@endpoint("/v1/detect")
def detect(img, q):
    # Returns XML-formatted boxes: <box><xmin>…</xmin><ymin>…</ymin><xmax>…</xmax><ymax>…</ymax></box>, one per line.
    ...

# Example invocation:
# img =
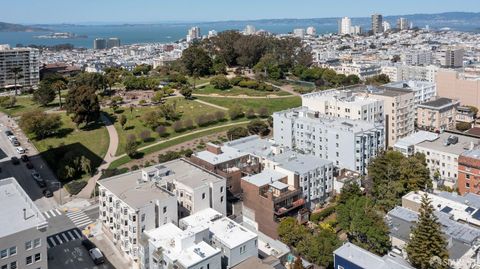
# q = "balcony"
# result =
<box><xmin>274</xmin><ymin>198</ymin><xmax>305</xmax><ymax>216</ymax></box>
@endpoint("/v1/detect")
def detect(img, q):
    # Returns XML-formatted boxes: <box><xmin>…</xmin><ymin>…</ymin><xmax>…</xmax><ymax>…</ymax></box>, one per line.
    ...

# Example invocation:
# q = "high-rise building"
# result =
<box><xmin>382</xmin><ymin>20</ymin><xmax>391</xmax><ymax>32</ymax></box>
<box><xmin>397</xmin><ymin>17</ymin><xmax>410</xmax><ymax>30</ymax></box>
<box><xmin>106</xmin><ymin>37</ymin><xmax>121</xmax><ymax>48</ymax></box>
<box><xmin>371</xmin><ymin>13</ymin><xmax>383</xmax><ymax>34</ymax></box>
<box><xmin>244</xmin><ymin>25</ymin><xmax>256</xmax><ymax>35</ymax></box>
<box><xmin>207</xmin><ymin>30</ymin><xmax>217</xmax><ymax>38</ymax></box>
<box><xmin>445</xmin><ymin>48</ymin><xmax>464</xmax><ymax>68</ymax></box>
<box><xmin>93</xmin><ymin>38</ymin><xmax>107</xmax><ymax>50</ymax></box>
<box><xmin>293</xmin><ymin>28</ymin><xmax>306</xmax><ymax>38</ymax></box>
<box><xmin>186</xmin><ymin>26</ymin><xmax>201</xmax><ymax>42</ymax></box>
<box><xmin>0</xmin><ymin>45</ymin><xmax>39</xmax><ymax>89</ymax></box>
<box><xmin>306</xmin><ymin>26</ymin><xmax>316</xmax><ymax>36</ymax></box>
<box><xmin>338</xmin><ymin>17</ymin><xmax>352</xmax><ymax>35</ymax></box>
<box><xmin>0</xmin><ymin>177</ymin><xmax>48</xmax><ymax>269</ymax></box>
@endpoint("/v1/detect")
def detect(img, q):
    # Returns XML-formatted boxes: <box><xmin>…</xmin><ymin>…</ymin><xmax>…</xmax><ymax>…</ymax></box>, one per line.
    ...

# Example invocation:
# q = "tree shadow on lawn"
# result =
<box><xmin>41</xmin><ymin>142</ymin><xmax>104</xmax><ymax>183</ymax></box>
<box><xmin>52</xmin><ymin>128</ymin><xmax>74</xmax><ymax>139</ymax></box>
<box><xmin>124</xmin><ymin>126</ymin><xmax>135</xmax><ymax>130</ymax></box>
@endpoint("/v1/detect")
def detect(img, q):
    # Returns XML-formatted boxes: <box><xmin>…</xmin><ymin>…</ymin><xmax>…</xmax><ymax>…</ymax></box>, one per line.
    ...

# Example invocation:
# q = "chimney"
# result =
<box><xmin>206</xmin><ymin>143</ymin><xmax>222</xmax><ymax>155</ymax></box>
<box><xmin>23</xmin><ymin>208</ymin><xmax>26</xmax><ymax>220</ymax></box>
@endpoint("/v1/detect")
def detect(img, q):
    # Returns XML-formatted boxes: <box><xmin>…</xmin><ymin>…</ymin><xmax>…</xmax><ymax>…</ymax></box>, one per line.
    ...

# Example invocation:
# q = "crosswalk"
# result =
<box><xmin>47</xmin><ymin>228</ymin><xmax>83</xmax><ymax>249</ymax></box>
<box><xmin>42</xmin><ymin>208</ymin><xmax>63</xmax><ymax>219</ymax></box>
<box><xmin>66</xmin><ymin>210</ymin><xmax>93</xmax><ymax>228</ymax></box>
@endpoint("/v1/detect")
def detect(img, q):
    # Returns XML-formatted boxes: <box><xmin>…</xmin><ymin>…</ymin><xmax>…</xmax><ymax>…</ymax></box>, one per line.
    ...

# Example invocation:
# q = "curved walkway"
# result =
<box><xmin>76</xmin><ymin>112</ymin><xmax>119</xmax><ymax>199</ymax></box>
<box><xmin>194</xmin><ymin>99</ymin><xmax>228</xmax><ymax>110</ymax></box>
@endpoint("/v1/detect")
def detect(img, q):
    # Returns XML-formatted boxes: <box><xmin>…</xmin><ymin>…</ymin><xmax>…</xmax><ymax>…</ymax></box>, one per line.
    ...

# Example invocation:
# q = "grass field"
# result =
<box><xmin>195</xmin><ymin>85</ymin><xmax>291</xmax><ymax>97</ymax></box>
<box><xmin>108</xmin><ymin>97</ymin><xmax>233</xmax><ymax>156</ymax></box>
<box><xmin>196</xmin><ymin>96</ymin><xmax>302</xmax><ymax>114</ymax></box>
<box><xmin>188</xmin><ymin>77</ymin><xmax>212</xmax><ymax>86</ymax></box>
<box><xmin>0</xmin><ymin>95</ymin><xmax>62</xmax><ymax>117</ymax></box>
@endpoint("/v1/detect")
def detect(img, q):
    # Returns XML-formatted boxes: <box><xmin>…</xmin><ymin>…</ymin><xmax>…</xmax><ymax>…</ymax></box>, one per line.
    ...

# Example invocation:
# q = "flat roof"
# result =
<box><xmin>224</xmin><ymin>135</ymin><xmax>276</xmax><ymax>159</ymax></box>
<box><xmin>460</xmin><ymin>148</ymin><xmax>480</xmax><ymax>160</ymax></box>
<box><xmin>193</xmin><ymin>145</ymin><xmax>249</xmax><ymax>165</ymax></box>
<box><xmin>98</xmin><ymin>159</ymin><xmax>223</xmax><ymax>209</ymax></box>
<box><xmin>270</xmin><ymin>151</ymin><xmax>332</xmax><ymax>174</ymax></box>
<box><xmin>242</xmin><ymin>169</ymin><xmax>286</xmax><ymax>187</ymax></box>
<box><xmin>415</xmin><ymin>132</ymin><xmax>480</xmax><ymax>156</ymax></box>
<box><xmin>0</xmin><ymin>177</ymin><xmax>47</xmax><ymax>237</ymax></box>
<box><xmin>394</xmin><ymin>131</ymin><xmax>439</xmax><ymax>148</ymax></box>
<box><xmin>418</xmin><ymin>97</ymin><xmax>458</xmax><ymax>110</ymax></box>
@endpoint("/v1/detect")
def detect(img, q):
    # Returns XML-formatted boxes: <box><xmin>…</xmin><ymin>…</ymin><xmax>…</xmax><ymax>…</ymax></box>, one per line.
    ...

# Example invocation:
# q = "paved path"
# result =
<box><xmin>194</xmin><ymin>99</ymin><xmax>229</xmax><ymax>110</ymax></box>
<box><xmin>76</xmin><ymin>113</ymin><xmax>119</xmax><ymax>199</ymax></box>
<box><xmin>264</xmin><ymin>82</ymin><xmax>300</xmax><ymax>96</ymax></box>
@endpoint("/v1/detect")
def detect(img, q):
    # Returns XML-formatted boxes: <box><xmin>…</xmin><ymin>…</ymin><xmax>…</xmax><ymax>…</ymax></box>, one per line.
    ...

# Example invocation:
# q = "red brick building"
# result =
<box><xmin>458</xmin><ymin>149</ymin><xmax>480</xmax><ymax>195</ymax></box>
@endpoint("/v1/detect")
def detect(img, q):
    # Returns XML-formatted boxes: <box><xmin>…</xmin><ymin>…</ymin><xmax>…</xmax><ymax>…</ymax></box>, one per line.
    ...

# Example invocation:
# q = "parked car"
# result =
<box><xmin>88</xmin><ymin>248</ymin><xmax>105</xmax><ymax>265</ymax></box>
<box><xmin>10</xmin><ymin>157</ymin><xmax>20</xmax><ymax>165</ymax></box>
<box><xmin>31</xmin><ymin>171</ymin><xmax>46</xmax><ymax>187</ymax></box>
<box><xmin>21</xmin><ymin>155</ymin><xmax>29</xmax><ymax>162</ymax></box>
<box><xmin>7</xmin><ymin>135</ymin><xmax>16</xmax><ymax>142</ymax></box>
<box><xmin>43</xmin><ymin>189</ymin><xmax>53</xmax><ymax>198</ymax></box>
<box><xmin>16</xmin><ymin>147</ymin><xmax>25</xmax><ymax>154</ymax></box>
<box><xmin>82</xmin><ymin>238</ymin><xmax>96</xmax><ymax>251</ymax></box>
<box><xmin>4</xmin><ymin>130</ymin><xmax>13</xmax><ymax>136</ymax></box>
<box><xmin>25</xmin><ymin>161</ymin><xmax>34</xmax><ymax>169</ymax></box>
<box><xmin>11</xmin><ymin>140</ymin><xmax>20</xmax><ymax>146</ymax></box>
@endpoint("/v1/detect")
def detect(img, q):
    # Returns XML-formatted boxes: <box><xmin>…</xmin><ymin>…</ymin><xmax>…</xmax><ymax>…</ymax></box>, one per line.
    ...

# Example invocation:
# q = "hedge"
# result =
<box><xmin>310</xmin><ymin>206</ymin><xmax>336</xmax><ymax>222</ymax></box>
<box><xmin>64</xmin><ymin>179</ymin><xmax>88</xmax><ymax>195</ymax></box>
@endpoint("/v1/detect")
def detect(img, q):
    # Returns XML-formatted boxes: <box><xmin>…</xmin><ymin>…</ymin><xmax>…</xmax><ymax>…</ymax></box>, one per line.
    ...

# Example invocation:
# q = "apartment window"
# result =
<box><xmin>10</xmin><ymin>262</ymin><xmax>17</xmax><ymax>269</ymax></box>
<box><xmin>163</xmin><ymin>206</ymin><xmax>167</xmax><ymax>213</ymax></box>
<box><xmin>0</xmin><ymin>249</ymin><xmax>7</xmax><ymax>259</ymax></box>
<box><xmin>467</xmin><ymin>174</ymin><xmax>470</xmax><ymax>179</ymax></box>
<box><xmin>220</xmin><ymin>186</ymin><xmax>224</xmax><ymax>193</ymax></box>
<box><xmin>221</xmin><ymin>196</ymin><xmax>224</xmax><ymax>202</ymax></box>
<box><xmin>1</xmin><ymin>264</ymin><xmax>6</xmax><ymax>269</ymax></box>
<box><xmin>26</xmin><ymin>256</ymin><xmax>32</xmax><ymax>265</ymax></box>
<box><xmin>33</xmin><ymin>239</ymin><xmax>40</xmax><ymax>248</ymax></box>
<box><xmin>34</xmin><ymin>253</ymin><xmax>41</xmax><ymax>262</ymax></box>
<box><xmin>240</xmin><ymin>245</ymin><xmax>246</xmax><ymax>254</ymax></box>
<box><xmin>466</xmin><ymin>182</ymin><xmax>470</xmax><ymax>188</ymax></box>
<box><xmin>9</xmin><ymin>247</ymin><xmax>16</xmax><ymax>256</ymax></box>
<box><xmin>25</xmin><ymin>241</ymin><xmax>32</xmax><ymax>250</ymax></box>
<box><xmin>202</xmin><ymin>193</ymin><xmax>206</xmax><ymax>199</ymax></box>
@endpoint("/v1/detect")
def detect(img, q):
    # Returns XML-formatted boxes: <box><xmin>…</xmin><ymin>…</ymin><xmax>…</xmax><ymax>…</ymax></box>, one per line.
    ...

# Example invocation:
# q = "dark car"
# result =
<box><xmin>10</xmin><ymin>157</ymin><xmax>20</xmax><ymax>165</ymax></box>
<box><xmin>21</xmin><ymin>155</ymin><xmax>29</xmax><ymax>162</ymax></box>
<box><xmin>11</xmin><ymin>140</ymin><xmax>20</xmax><ymax>146</ymax></box>
<box><xmin>43</xmin><ymin>189</ymin><xmax>53</xmax><ymax>198</ymax></box>
<box><xmin>26</xmin><ymin>161</ymin><xmax>34</xmax><ymax>169</ymax></box>
<box><xmin>4</xmin><ymin>130</ymin><xmax>13</xmax><ymax>136</ymax></box>
<box><xmin>82</xmin><ymin>238</ymin><xmax>97</xmax><ymax>251</ymax></box>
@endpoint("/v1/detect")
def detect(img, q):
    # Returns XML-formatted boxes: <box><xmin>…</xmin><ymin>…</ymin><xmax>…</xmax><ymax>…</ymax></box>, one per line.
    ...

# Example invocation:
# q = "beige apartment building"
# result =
<box><xmin>436</xmin><ymin>69</ymin><xmax>480</xmax><ymax>110</ymax></box>
<box><xmin>416</xmin><ymin>97</ymin><xmax>459</xmax><ymax>132</ymax></box>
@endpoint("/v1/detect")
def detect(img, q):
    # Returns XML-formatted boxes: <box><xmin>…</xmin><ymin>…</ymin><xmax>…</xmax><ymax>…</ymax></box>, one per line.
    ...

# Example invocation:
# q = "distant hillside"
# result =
<box><xmin>0</xmin><ymin>22</ymin><xmax>49</xmax><ymax>32</ymax></box>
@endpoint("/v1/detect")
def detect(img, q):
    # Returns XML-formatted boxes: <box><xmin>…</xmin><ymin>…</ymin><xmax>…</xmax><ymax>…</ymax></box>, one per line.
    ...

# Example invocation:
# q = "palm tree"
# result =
<box><xmin>10</xmin><ymin>67</ymin><xmax>23</xmax><ymax>96</ymax></box>
<box><xmin>51</xmin><ymin>80</ymin><xmax>67</xmax><ymax>108</ymax></box>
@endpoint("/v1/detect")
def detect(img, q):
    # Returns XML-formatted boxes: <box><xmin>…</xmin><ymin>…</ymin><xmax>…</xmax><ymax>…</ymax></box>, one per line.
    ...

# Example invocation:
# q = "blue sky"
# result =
<box><xmin>5</xmin><ymin>0</ymin><xmax>480</xmax><ymax>24</ymax></box>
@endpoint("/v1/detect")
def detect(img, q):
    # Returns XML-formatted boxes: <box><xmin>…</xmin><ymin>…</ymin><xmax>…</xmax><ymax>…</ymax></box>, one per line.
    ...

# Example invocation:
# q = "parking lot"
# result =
<box><xmin>0</xmin><ymin>118</ymin><xmax>60</xmax><ymax>211</ymax></box>
<box><xmin>47</xmin><ymin>239</ymin><xmax>115</xmax><ymax>269</ymax></box>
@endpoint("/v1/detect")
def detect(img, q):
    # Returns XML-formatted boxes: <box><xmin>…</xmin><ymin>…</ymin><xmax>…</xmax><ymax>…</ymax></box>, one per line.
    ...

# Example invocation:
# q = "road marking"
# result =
<box><xmin>61</xmin><ymin>233</ymin><xmax>69</xmax><ymax>242</ymax></box>
<box><xmin>67</xmin><ymin>231</ymin><xmax>75</xmax><ymax>240</ymax></box>
<box><xmin>55</xmin><ymin>209</ymin><xmax>62</xmax><ymax>215</ymax></box>
<box><xmin>73</xmin><ymin>229</ymin><xmax>82</xmax><ymax>238</ymax></box>
<box><xmin>49</xmin><ymin>209</ymin><xmax>56</xmax><ymax>217</ymax></box>
<box><xmin>67</xmin><ymin>210</ymin><xmax>93</xmax><ymax>228</ymax></box>
<box><xmin>48</xmin><ymin>237</ymin><xmax>57</xmax><ymax>248</ymax></box>
<box><xmin>43</xmin><ymin>211</ymin><xmax>50</xmax><ymax>219</ymax></box>
<box><xmin>55</xmin><ymin>235</ymin><xmax>63</xmax><ymax>244</ymax></box>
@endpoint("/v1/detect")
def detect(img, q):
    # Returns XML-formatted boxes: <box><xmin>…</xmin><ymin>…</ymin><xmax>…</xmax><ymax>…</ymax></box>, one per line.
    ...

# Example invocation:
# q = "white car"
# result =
<box><xmin>15</xmin><ymin>147</ymin><xmax>25</xmax><ymax>154</ymax></box>
<box><xmin>88</xmin><ymin>248</ymin><xmax>105</xmax><ymax>265</ymax></box>
<box><xmin>7</xmin><ymin>135</ymin><xmax>17</xmax><ymax>142</ymax></box>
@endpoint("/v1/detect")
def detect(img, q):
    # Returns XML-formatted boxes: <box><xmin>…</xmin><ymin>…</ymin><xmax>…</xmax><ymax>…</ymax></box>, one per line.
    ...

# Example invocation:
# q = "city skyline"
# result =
<box><xmin>4</xmin><ymin>0</ymin><xmax>480</xmax><ymax>24</ymax></box>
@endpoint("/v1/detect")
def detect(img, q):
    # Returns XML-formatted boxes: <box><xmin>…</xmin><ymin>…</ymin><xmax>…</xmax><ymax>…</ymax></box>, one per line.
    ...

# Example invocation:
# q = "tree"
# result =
<box><xmin>65</xmin><ymin>85</ymin><xmax>100</xmax><ymax>127</ymax></box>
<box><xmin>141</xmin><ymin>110</ymin><xmax>163</xmax><ymax>129</ymax></box>
<box><xmin>365</xmin><ymin>74</ymin><xmax>391</xmax><ymax>86</ymax></box>
<box><xmin>139</xmin><ymin>130</ymin><xmax>151</xmax><ymax>142</ymax></box>
<box><xmin>226</xmin><ymin>127</ymin><xmax>249</xmax><ymax>140</ymax></box>
<box><xmin>257</xmin><ymin>107</ymin><xmax>269</xmax><ymax>118</ymax></box>
<box><xmin>456</xmin><ymin>122</ymin><xmax>471</xmax><ymax>131</ymax></box>
<box><xmin>125</xmin><ymin>134</ymin><xmax>138</xmax><ymax>157</ymax></box>
<box><xmin>179</xmin><ymin>86</ymin><xmax>193</xmax><ymax>99</ymax></box>
<box><xmin>0</xmin><ymin>96</ymin><xmax>16</xmax><ymax>108</ymax></box>
<box><xmin>406</xmin><ymin>194</ymin><xmax>449</xmax><ymax>269</ymax></box>
<box><xmin>10</xmin><ymin>67</ymin><xmax>23</xmax><ymax>96</ymax></box>
<box><xmin>210</xmin><ymin>75</ymin><xmax>231</xmax><ymax>90</ymax></box>
<box><xmin>19</xmin><ymin>110</ymin><xmax>62</xmax><ymax>139</ymax></box>
<box><xmin>119</xmin><ymin>114</ymin><xmax>127</xmax><ymax>129</ymax></box>
<box><xmin>467</xmin><ymin>106</ymin><xmax>478</xmax><ymax>118</ymax></box>
<box><xmin>156</xmin><ymin>125</ymin><xmax>168</xmax><ymax>137</ymax></box>
<box><xmin>337</xmin><ymin>196</ymin><xmax>392</xmax><ymax>255</ymax></box>
<box><xmin>277</xmin><ymin>217</ymin><xmax>309</xmax><ymax>247</ymax></box>
<box><xmin>132</xmin><ymin>64</ymin><xmax>152</xmax><ymax>76</ymax></box>
<box><xmin>247</xmin><ymin>120</ymin><xmax>270</xmax><ymax>136</ymax></box>
<box><xmin>338</xmin><ymin>182</ymin><xmax>363</xmax><ymax>204</ymax></box>
<box><xmin>293</xmin><ymin>257</ymin><xmax>303</xmax><ymax>269</ymax></box>
<box><xmin>229</xmin><ymin>105</ymin><xmax>244</xmax><ymax>120</ymax></box>
<box><xmin>51</xmin><ymin>80</ymin><xmax>67</xmax><ymax>108</ymax></box>
<box><xmin>296</xmin><ymin>227</ymin><xmax>340</xmax><ymax>268</ymax></box>
<box><xmin>33</xmin><ymin>81</ymin><xmax>56</xmax><ymax>106</ymax></box>
<box><xmin>152</xmin><ymin>91</ymin><xmax>165</xmax><ymax>103</ymax></box>
<box><xmin>180</xmin><ymin>45</ymin><xmax>213</xmax><ymax>89</ymax></box>
<box><xmin>400</xmin><ymin>153</ymin><xmax>432</xmax><ymax>191</ymax></box>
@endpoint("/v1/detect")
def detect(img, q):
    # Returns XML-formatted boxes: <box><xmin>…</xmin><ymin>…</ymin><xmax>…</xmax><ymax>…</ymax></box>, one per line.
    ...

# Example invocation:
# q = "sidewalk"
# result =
<box><xmin>76</xmin><ymin>113</ymin><xmax>119</xmax><ymax>199</ymax></box>
<box><xmin>90</xmin><ymin>221</ymin><xmax>134</xmax><ymax>269</ymax></box>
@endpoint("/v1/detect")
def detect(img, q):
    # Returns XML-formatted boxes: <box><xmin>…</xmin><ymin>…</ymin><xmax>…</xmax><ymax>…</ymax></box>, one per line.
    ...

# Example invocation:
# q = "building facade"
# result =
<box><xmin>371</xmin><ymin>14</ymin><xmax>383</xmax><ymax>34</ymax></box>
<box><xmin>436</xmin><ymin>69</ymin><xmax>480</xmax><ymax>109</ymax></box>
<box><xmin>0</xmin><ymin>177</ymin><xmax>48</xmax><ymax>269</ymax></box>
<box><xmin>383</xmin><ymin>80</ymin><xmax>436</xmax><ymax>106</ymax></box>
<box><xmin>416</xmin><ymin>98</ymin><xmax>459</xmax><ymax>132</ymax></box>
<box><xmin>458</xmin><ymin>149</ymin><xmax>480</xmax><ymax>195</ymax></box>
<box><xmin>0</xmin><ymin>45</ymin><xmax>39</xmax><ymax>89</ymax></box>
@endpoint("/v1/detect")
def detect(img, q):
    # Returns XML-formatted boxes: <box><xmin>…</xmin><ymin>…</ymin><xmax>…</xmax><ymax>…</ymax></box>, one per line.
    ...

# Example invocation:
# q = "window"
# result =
<box><xmin>0</xmin><ymin>249</ymin><xmax>7</xmax><ymax>259</ymax></box>
<box><xmin>25</xmin><ymin>241</ymin><xmax>32</xmax><ymax>250</ymax></box>
<box><xmin>240</xmin><ymin>245</ymin><xmax>246</xmax><ymax>254</ymax></box>
<box><xmin>1</xmin><ymin>264</ymin><xmax>6</xmax><ymax>269</ymax></box>
<box><xmin>33</xmin><ymin>239</ymin><xmax>41</xmax><ymax>248</ymax></box>
<box><xmin>220</xmin><ymin>186</ymin><xmax>223</xmax><ymax>193</ymax></box>
<box><xmin>163</xmin><ymin>206</ymin><xmax>167</xmax><ymax>213</ymax></box>
<box><xmin>34</xmin><ymin>253</ymin><xmax>41</xmax><ymax>262</ymax></box>
<box><xmin>9</xmin><ymin>247</ymin><xmax>16</xmax><ymax>256</ymax></box>
<box><xmin>10</xmin><ymin>263</ymin><xmax>17</xmax><ymax>269</ymax></box>
<box><xmin>220</xmin><ymin>196</ymin><xmax>224</xmax><ymax>202</ymax></box>
<box><xmin>202</xmin><ymin>193</ymin><xmax>206</xmax><ymax>199</ymax></box>
<box><xmin>26</xmin><ymin>256</ymin><xmax>32</xmax><ymax>265</ymax></box>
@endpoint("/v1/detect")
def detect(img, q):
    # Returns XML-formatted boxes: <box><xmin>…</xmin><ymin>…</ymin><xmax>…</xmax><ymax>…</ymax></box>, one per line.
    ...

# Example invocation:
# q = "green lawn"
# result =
<box><xmin>109</xmin><ymin>97</ymin><xmax>232</xmax><ymax>156</ymax></box>
<box><xmin>195</xmin><ymin>85</ymin><xmax>291</xmax><ymax>97</ymax></box>
<box><xmin>0</xmin><ymin>95</ymin><xmax>62</xmax><ymax>117</ymax></box>
<box><xmin>189</xmin><ymin>77</ymin><xmax>212</xmax><ymax>86</ymax></box>
<box><xmin>109</xmin><ymin>122</ymin><xmax>249</xmax><ymax>169</ymax></box>
<box><xmin>196</xmin><ymin>96</ymin><xmax>302</xmax><ymax>114</ymax></box>
<box><xmin>32</xmin><ymin>113</ymin><xmax>110</xmax><ymax>181</ymax></box>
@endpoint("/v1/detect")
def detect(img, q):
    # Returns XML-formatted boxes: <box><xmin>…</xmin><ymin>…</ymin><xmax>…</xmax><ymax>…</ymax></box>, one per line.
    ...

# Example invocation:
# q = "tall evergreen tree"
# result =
<box><xmin>406</xmin><ymin>194</ymin><xmax>449</xmax><ymax>269</ymax></box>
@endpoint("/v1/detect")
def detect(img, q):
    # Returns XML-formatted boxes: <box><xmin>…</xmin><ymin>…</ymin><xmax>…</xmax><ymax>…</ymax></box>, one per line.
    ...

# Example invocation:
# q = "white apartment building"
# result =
<box><xmin>334</xmin><ymin>62</ymin><xmax>381</xmax><ymax>80</ymax></box>
<box><xmin>180</xmin><ymin>208</ymin><xmax>258</xmax><ymax>268</ymax></box>
<box><xmin>402</xmin><ymin>50</ymin><xmax>434</xmax><ymax>66</ymax></box>
<box><xmin>306</xmin><ymin>26</ymin><xmax>316</xmax><ymax>36</ymax></box>
<box><xmin>293</xmin><ymin>28</ymin><xmax>306</xmax><ymax>39</ymax></box>
<box><xmin>397</xmin><ymin>65</ymin><xmax>439</xmax><ymax>82</ymax></box>
<box><xmin>414</xmin><ymin>132</ymin><xmax>480</xmax><ymax>187</ymax></box>
<box><xmin>244</xmin><ymin>25</ymin><xmax>256</xmax><ymax>35</ymax></box>
<box><xmin>98</xmin><ymin>168</ymin><xmax>178</xmax><ymax>261</ymax></box>
<box><xmin>384</xmin><ymin>80</ymin><xmax>437</xmax><ymax>106</ymax></box>
<box><xmin>302</xmin><ymin>89</ymin><xmax>384</xmax><ymax>123</ymax></box>
<box><xmin>339</xmin><ymin>17</ymin><xmax>352</xmax><ymax>35</ymax></box>
<box><xmin>140</xmin><ymin>223</ymin><xmax>221</xmax><ymax>269</ymax></box>
<box><xmin>273</xmin><ymin>107</ymin><xmax>385</xmax><ymax>174</ymax></box>
<box><xmin>0</xmin><ymin>45</ymin><xmax>40</xmax><ymax>89</ymax></box>
<box><xmin>0</xmin><ymin>177</ymin><xmax>48</xmax><ymax>269</ymax></box>
<box><xmin>186</xmin><ymin>27</ymin><xmax>201</xmax><ymax>42</ymax></box>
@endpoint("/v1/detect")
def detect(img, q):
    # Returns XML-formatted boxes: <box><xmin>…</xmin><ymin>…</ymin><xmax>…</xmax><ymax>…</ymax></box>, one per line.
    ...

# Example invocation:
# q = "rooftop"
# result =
<box><xmin>0</xmin><ymin>177</ymin><xmax>47</xmax><ymax>237</ymax></box>
<box><xmin>192</xmin><ymin>144</ymin><xmax>249</xmax><ymax>165</ymax></box>
<box><xmin>242</xmin><ymin>169</ymin><xmax>287</xmax><ymax>187</ymax></box>
<box><xmin>98</xmin><ymin>159</ymin><xmax>223</xmax><ymax>208</ymax></box>
<box><xmin>415</xmin><ymin>132</ymin><xmax>480</xmax><ymax>155</ymax></box>
<box><xmin>302</xmin><ymin>88</ymin><xmax>381</xmax><ymax>106</ymax></box>
<box><xmin>224</xmin><ymin>135</ymin><xmax>277</xmax><ymax>159</ymax></box>
<box><xmin>334</xmin><ymin>242</ymin><xmax>413</xmax><ymax>269</ymax></box>
<box><xmin>418</xmin><ymin>97</ymin><xmax>459</xmax><ymax>110</ymax></box>
<box><xmin>394</xmin><ymin>131</ymin><xmax>439</xmax><ymax>148</ymax></box>
<box><xmin>460</xmin><ymin>148</ymin><xmax>480</xmax><ymax>160</ymax></box>
<box><xmin>268</xmin><ymin>151</ymin><xmax>332</xmax><ymax>174</ymax></box>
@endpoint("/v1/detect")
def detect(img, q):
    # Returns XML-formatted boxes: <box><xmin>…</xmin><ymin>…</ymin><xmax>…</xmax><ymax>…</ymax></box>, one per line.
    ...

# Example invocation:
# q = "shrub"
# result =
<box><xmin>239</xmin><ymin>80</ymin><xmax>259</xmax><ymax>89</ymax></box>
<box><xmin>156</xmin><ymin>125</ymin><xmax>168</xmax><ymax>137</ymax></box>
<box><xmin>247</xmin><ymin>120</ymin><xmax>270</xmax><ymax>136</ymax></box>
<box><xmin>210</xmin><ymin>75</ymin><xmax>231</xmax><ymax>90</ymax></box>
<box><xmin>183</xmin><ymin>149</ymin><xmax>194</xmax><ymax>158</ymax></box>
<box><xmin>229</xmin><ymin>105</ymin><xmax>244</xmax><ymax>120</ymax></box>
<box><xmin>173</xmin><ymin>121</ymin><xmax>184</xmax><ymax>132</ymax></box>
<box><xmin>456</xmin><ymin>122</ymin><xmax>471</xmax><ymax>131</ymax></box>
<box><xmin>64</xmin><ymin>180</ymin><xmax>87</xmax><ymax>195</ymax></box>
<box><xmin>183</xmin><ymin>119</ymin><xmax>195</xmax><ymax>130</ymax></box>
<box><xmin>214</xmin><ymin>111</ymin><xmax>226</xmax><ymax>122</ymax></box>
<box><xmin>226</xmin><ymin>127</ymin><xmax>249</xmax><ymax>140</ymax></box>
<box><xmin>229</xmin><ymin>76</ymin><xmax>244</xmax><ymax>86</ymax></box>
<box><xmin>125</xmin><ymin>134</ymin><xmax>138</xmax><ymax>157</ymax></box>
<box><xmin>139</xmin><ymin>130</ymin><xmax>151</xmax><ymax>142</ymax></box>
<box><xmin>257</xmin><ymin>107</ymin><xmax>269</xmax><ymax>118</ymax></box>
<box><xmin>246</xmin><ymin>108</ymin><xmax>256</xmax><ymax>119</ymax></box>
<box><xmin>310</xmin><ymin>206</ymin><xmax>336</xmax><ymax>222</ymax></box>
